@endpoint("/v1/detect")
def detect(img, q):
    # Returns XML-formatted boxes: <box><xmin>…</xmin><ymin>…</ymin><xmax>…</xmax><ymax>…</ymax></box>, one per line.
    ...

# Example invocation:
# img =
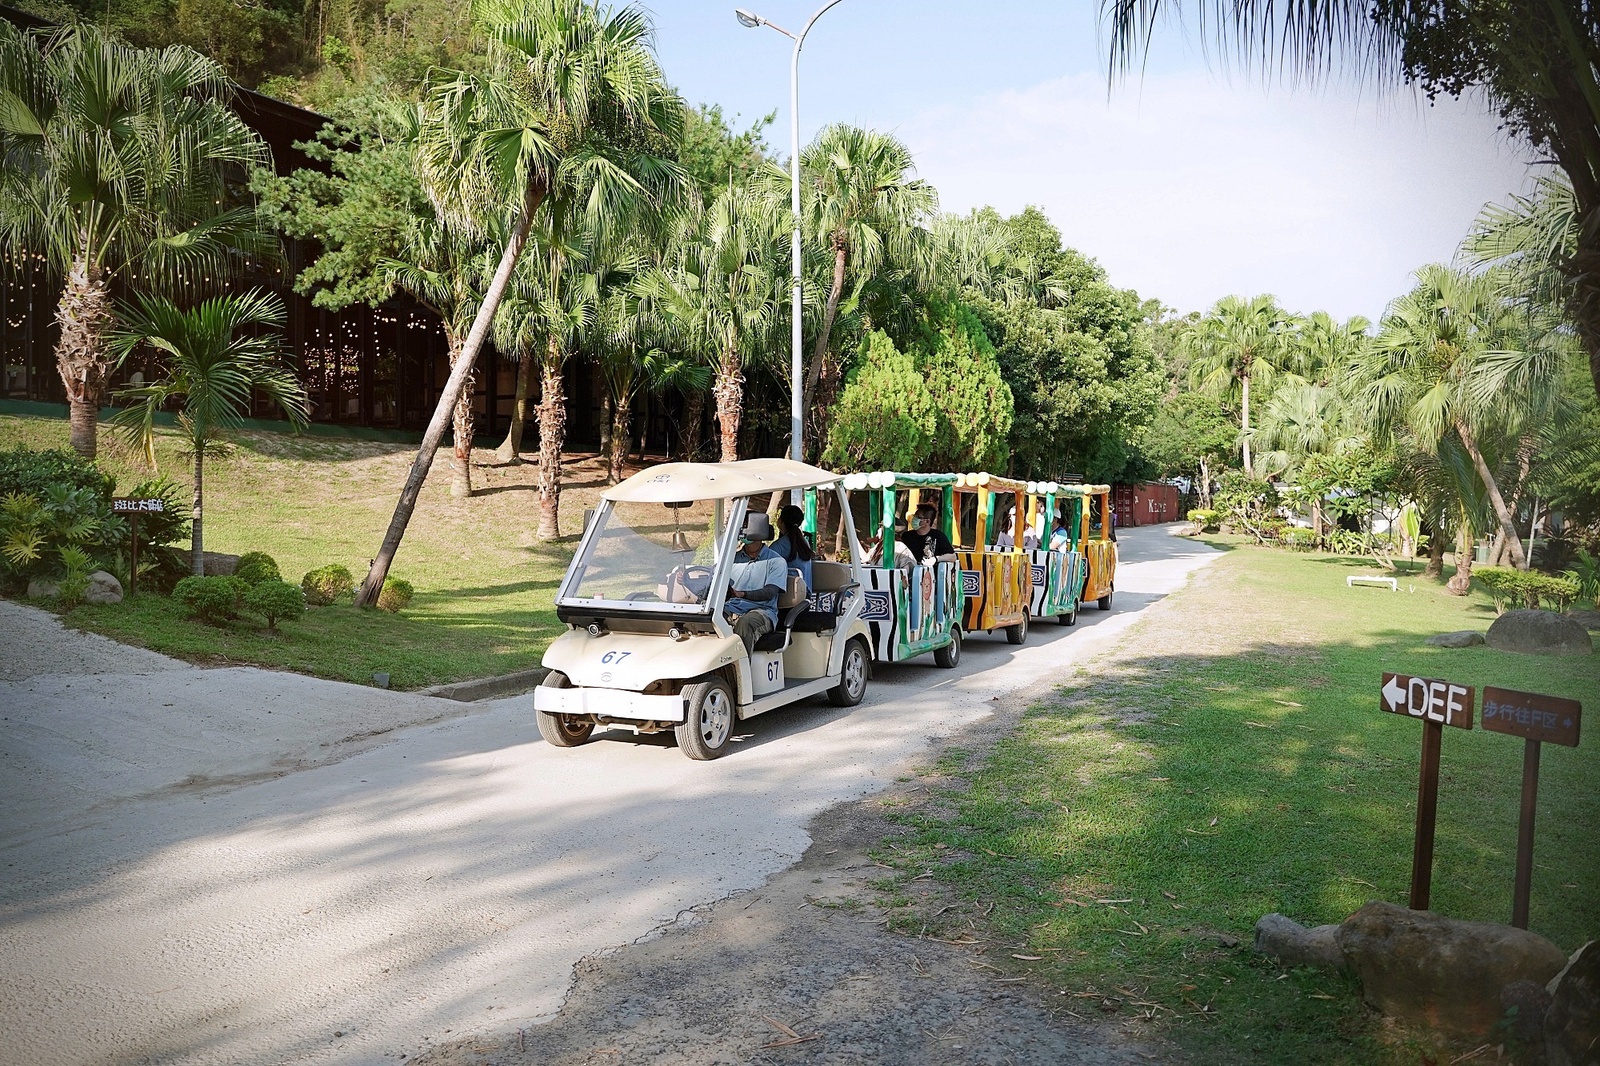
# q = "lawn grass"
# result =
<box><xmin>0</xmin><ymin>413</ymin><xmax>639</xmax><ymax>688</ymax></box>
<box><xmin>877</xmin><ymin>541</ymin><xmax>1598</xmax><ymax>1065</ymax></box>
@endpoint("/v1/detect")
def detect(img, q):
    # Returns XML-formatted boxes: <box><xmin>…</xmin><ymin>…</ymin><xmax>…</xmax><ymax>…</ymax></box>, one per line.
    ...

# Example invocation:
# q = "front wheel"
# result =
<box><xmin>676</xmin><ymin>677</ymin><xmax>735</xmax><ymax>760</ymax></box>
<box><xmin>1006</xmin><ymin>612</ymin><xmax>1029</xmax><ymax>645</ymax></box>
<box><xmin>828</xmin><ymin>638</ymin><xmax>869</xmax><ymax>707</ymax></box>
<box><xmin>934</xmin><ymin>627</ymin><xmax>962</xmax><ymax>669</ymax></box>
<box><xmin>1098</xmin><ymin>583</ymin><xmax>1114</xmax><ymax>611</ymax></box>
<box><xmin>535</xmin><ymin>673</ymin><xmax>593</xmax><ymax>747</ymax></box>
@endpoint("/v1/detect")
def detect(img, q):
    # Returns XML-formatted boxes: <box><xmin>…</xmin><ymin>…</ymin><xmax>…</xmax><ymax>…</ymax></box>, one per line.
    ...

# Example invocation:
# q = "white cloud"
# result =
<box><xmin>899</xmin><ymin>71</ymin><xmax>1536</xmax><ymax>321</ymax></box>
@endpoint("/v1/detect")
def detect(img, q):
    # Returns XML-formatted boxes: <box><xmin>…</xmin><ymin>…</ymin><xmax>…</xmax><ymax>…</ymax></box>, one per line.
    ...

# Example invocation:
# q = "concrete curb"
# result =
<box><xmin>418</xmin><ymin>667</ymin><xmax>547</xmax><ymax>702</ymax></box>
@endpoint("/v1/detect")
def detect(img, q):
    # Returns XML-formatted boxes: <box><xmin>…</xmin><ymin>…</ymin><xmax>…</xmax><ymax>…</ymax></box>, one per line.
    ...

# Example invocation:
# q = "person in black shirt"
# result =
<box><xmin>900</xmin><ymin>504</ymin><xmax>957</xmax><ymax>564</ymax></box>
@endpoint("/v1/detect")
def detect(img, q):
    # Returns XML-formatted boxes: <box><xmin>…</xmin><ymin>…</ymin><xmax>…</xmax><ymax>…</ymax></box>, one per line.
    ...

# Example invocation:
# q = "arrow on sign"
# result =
<box><xmin>1380</xmin><ymin>672</ymin><xmax>1476</xmax><ymax>730</ymax></box>
<box><xmin>1382</xmin><ymin>675</ymin><xmax>1407</xmax><ymax>713</ymax></box>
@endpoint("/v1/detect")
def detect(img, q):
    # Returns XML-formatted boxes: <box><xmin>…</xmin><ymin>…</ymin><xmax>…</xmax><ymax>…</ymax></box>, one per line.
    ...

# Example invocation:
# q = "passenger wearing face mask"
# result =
<box><xmin>899</xmin><ymin>504</ymin><xmax>957</xmax><ymax>565</ymax></box>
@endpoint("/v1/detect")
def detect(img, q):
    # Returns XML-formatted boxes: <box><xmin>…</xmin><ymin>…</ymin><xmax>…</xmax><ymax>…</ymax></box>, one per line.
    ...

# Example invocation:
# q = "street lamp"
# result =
<box><xmin>736</xmin><ymin>1</ymin><xmax>846</xmax><ymax>477</ymax></box>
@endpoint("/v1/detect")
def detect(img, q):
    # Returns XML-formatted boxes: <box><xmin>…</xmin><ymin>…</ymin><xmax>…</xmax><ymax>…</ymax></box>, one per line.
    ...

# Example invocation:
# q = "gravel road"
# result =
<box><xmin>0</xmin><ymin>526</ymin><xmax>1218</xmax><ymax>1066</ymax></box>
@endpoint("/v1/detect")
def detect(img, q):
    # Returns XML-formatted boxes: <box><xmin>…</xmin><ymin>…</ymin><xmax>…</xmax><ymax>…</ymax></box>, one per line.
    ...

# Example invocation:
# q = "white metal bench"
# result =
<box><xmin>1347</xmin><ymin>575</ymin><xmax>1398</xmax><ymax>591</ymax></box>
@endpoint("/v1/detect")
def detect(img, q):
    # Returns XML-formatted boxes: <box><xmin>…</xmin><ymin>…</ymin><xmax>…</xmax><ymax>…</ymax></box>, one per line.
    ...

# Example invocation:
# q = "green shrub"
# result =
<box><xmin>1474</xmin><ymin>566</ymin><xmax>1580</xmax><ymax>613</ymax></box>
<box><xmin>1278</xmin><ymin>527</ymin><xmax>1317</xmax><ymax>551</ymax></box>
<box><xmin>1566</xmin><ymin>549</ymin><xmax>1600</xmax><ymax>606</ymax></box>
<box><xmin>0</xmin><ymin>484</ymin><xmax>122</xmax><ymax>588</ymax></box>
<box><xmin>234</xmin><ymin>551</ymin><xmax>281</xmax><ymax>586</ymax></box>
<box><xmin>245</xmin><ymin>579</ymin><xmax>305</xmax><ymax>629</ymax></box>
<box><xmin>174</xmin><ymin>575</ymin><xmax>247</xmax><ymax>624</ymax></box>
<box><xmin>0</xmin><ymin>445</ymin><xmax>115</xmax><ymax>500</ymax></box>
<box><xmin>1186</xmin><ymin>508</ymin><xmax>1218</xmax><ymax>534</ymax></box>
<box><xmin>55</xmin><ymin>545</ymin><xmax>94</xmax><ymax>607</ymax></box>
<box><xmin>302</xmin><ymin>564</ymin><xmax>355</xmax><ymax>606</ymax></box>
<box><xmin>377</xmin><ymin>577</ymin><xmax>414</xmax><ymax>612</ymax></box>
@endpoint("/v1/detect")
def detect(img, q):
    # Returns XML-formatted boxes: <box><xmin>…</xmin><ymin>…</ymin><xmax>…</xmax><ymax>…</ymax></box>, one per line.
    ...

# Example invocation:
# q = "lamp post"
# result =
<box><xmin>735</xmin><ymin>2</ymin><xmax>845</xmax><ymax>475</ymax></box>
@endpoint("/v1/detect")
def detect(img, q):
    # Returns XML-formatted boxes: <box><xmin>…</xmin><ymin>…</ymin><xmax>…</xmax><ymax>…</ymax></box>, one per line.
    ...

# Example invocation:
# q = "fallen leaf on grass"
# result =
<box><xmin>1271</xmin><ymin>699</ymin><xmax>1303</xmax><ymax>707</ymax></box>
<box><xmin>1160</xmin><ymin>891</ymin><xmax>1178</xmax><ymax>900</ymax></box>
<box><xmin>1244</xmin><ymin>721</ymin><xmax>1273</xmax><ymax>729</ymax></box>
<box><xmin>1096</xmin><ymin>898</ymin><xmax>1133</xmax><ymax>904</ymax></box>
<box><xmin>1208</xmin><ymin>816</ymin><xmax>1219</xmax><ymax>827</ymax></box>
<box><xmin>763</xmin><ymin>1017</ymin><xmax>803</xmax><ymax>1040</ymax></box>
<box><xmin>1011</xmin><ymin>954</ymin><xmax>1044</xmax><ymax>961</ymax></box>
<box><xmin>1307</xmin><ymin>992</ymin><xmax>1335</xmax><ymax>1000</ymax></box>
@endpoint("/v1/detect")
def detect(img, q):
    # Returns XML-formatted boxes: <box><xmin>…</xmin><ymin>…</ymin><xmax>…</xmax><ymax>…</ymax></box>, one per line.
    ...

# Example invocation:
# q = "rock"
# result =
<box><xmin>1486</xmin><ymin>610</ymin><xmax>1594</xmax><ymax>657</ymax></box>
<box><xmin>1254</xmin><ymin>913</ymin><xmax>1346</xmax><ymax>971</ymax></box>
<box><xmin>1546</xmin><ymin>941</ymin><xmax>1600</xmax><ymax>1066</ymax></box>
<box><xmin>1501</xmin><ymin>979</ymin><xmax>1551</xmax><ymax>1045</ymax></box>
<box><xmin>84</xmin><ymin>571</ymin><xmax>123</xmax><ymax>605</ymax></box>
<box><xmin>1336</xmin><ymin>902</ymin><xmax>1569</xmax><ymax>1039</ymax></box>
<box><xmin>25</xmin><ymin>577</ymin><xmax>61</xmax><ymax>599</ymax></box>
<box><xmin>201</xmin><ymin>552</ymin><xmax>240</xmax><ymax>577</ymax></box>
<box><xmin>1567</xmin><ymin>608</ymin><xmax>1600</xmax><ymax>631</ymax></box>
<box><xmin>1426</xmin><ymin>630</ymin><xmax>1485</xmax><ymax>648</ymax></box>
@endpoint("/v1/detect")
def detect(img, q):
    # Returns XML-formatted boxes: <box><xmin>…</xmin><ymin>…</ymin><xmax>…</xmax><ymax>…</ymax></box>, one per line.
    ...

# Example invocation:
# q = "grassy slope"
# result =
<box><xmin>1</xmin><ymin>414</ymin><xmax>597</xmax><ymax>688</ymax></box>
<box><xmin>878</xmin><ymin>540</ymin><xmax>1598</xmax><ymax>1065</ymax></box>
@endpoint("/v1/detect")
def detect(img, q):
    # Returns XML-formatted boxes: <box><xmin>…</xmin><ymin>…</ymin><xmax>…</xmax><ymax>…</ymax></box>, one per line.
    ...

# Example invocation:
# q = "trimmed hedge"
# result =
<box><xmin>245</xmin><ymin>579</ymin><xmax>305</xmax><ymax>629</ymax></box>
<box><xmin>302</xmin><ymin>564</ymin><xmax>355</xmax><ymax>606</ymax></box>
<box><xmin>376</xmin><ymin>577</ymin><xmax>413</xmax><ymax>612</ymax></box>
<box><xmin>234</xmin><ymin>552</ymin><xmax>281</xmax><ymax>587</ymax></box>
<box><xmin>174</xmin><ymin>575</ymin><xmax>247</xmax><ymax>624</ymax></box>
<box><xmin>1474</xmin><ymin>566</ymin><xmax>1580</xmax><ymax>613</ymax></box>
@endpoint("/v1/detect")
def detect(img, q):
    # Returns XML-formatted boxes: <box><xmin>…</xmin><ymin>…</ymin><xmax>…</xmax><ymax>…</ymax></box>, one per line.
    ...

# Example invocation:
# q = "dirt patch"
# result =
<box><xmin>413</xmin><ymin>788</ymin><xmax>1168</xmax><ymax>1066</ymax></box>
<box><xmin>409</xmin><ymin>612</ymin><xmax>1204</xmax><ymax>1066</ymax></box>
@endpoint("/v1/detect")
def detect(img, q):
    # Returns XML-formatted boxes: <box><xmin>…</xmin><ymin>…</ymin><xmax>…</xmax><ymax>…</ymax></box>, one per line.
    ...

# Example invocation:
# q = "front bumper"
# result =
<box><xmin>534</xmin><ymin>685</ymin><xmax>686</xmax><ymax>723</ymax></box>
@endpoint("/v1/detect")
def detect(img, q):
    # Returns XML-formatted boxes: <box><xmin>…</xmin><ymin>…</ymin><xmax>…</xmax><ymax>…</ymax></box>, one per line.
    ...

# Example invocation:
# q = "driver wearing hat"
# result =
<box><xmin>725</xmin><ymin>511</ymin><xmax>787</xmax><ymax>653</ymax></box>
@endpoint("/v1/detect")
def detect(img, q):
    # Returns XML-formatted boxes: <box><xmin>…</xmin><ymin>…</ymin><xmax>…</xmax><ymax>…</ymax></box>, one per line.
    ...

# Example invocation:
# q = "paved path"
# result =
<box><xmin>0</xmin><ymin>526</ymin><xmax>1219</xmax><ymax>1066</ymax></box>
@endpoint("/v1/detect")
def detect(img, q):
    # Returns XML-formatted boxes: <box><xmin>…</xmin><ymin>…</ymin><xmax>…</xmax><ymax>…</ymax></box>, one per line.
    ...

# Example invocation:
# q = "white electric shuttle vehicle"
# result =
<box><xmin>534</xmin><ymin>458</ymin><xmax>872</xmax><ymax>760</ymax></box>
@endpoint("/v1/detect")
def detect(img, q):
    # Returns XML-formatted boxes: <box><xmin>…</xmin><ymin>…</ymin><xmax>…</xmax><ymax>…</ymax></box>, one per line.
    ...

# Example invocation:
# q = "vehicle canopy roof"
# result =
<box><xmin>840</xmin><ymin>471</ymin><xmax>963</xmax><ymax>490</ymax></box>
<box><xmin>602</xmin><ymin>458</ymin><xmax>840</xmax><ymax>504</ymax></box>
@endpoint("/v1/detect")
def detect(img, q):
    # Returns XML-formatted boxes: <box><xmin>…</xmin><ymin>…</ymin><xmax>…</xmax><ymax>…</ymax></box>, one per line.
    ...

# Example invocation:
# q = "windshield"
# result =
<box><xmin>563</xmin><ymin>499</ymin><xmax>730</xmax><ymax>610</ymax></box>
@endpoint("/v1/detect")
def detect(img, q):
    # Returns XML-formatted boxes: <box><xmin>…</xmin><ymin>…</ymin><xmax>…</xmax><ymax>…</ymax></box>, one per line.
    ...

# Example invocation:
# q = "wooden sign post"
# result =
<box><xmin>1481</xmin><ymin>687</ymin><xmax>1583</xmax><ymax>929</ymax></box>
<box><xmin>1380</xmin><ymin>672</ymin><xmax>1476</xmax><ymax>910</ymax></box>
<box><xmin>111</xmin><ymin>497</ymin><xmax>166</xmax><ymax>597</ymax></box>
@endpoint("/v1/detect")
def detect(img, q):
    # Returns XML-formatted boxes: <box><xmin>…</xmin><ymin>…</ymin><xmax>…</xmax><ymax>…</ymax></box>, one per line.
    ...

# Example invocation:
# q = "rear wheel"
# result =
<box><xmin>676</xmin><ymin>677</ymin><xmax>735</xmax><ymax>760</ymax></box>
<box><xmin>535</xmin><ymin>673</ymin><xmax>594</xmax><ymax>747</ymax></box>
<box><xmin>1098</xmin><ymin>583</ymin><xmax>1114</xmax><ymax>611</ymax></box>
<box><xmin>934</xmin><ymin>627</ymin><xmax>962</xmax><ymax>669</ymax></box>
<box><xmin>828</xmin><ymin>638</ymin><xmax>869</xmax><ymax>707</ymax></box>
<box><xmin>1059</xmin><ymin>604</ymin><xmax>1077</xmax><ymax>626</ymax></box>
<box><xmin>1006</xmin><ymin>612</ymin><xmax>1029</xmax><ymax>645</ymax></box>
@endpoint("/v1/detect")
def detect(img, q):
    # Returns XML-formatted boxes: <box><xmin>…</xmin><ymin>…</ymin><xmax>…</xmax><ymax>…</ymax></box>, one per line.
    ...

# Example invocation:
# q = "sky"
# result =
<box><xmin>643</xmin><ymin>0</ymin><xmax>1538</xmax><ymax>323</ymax></box>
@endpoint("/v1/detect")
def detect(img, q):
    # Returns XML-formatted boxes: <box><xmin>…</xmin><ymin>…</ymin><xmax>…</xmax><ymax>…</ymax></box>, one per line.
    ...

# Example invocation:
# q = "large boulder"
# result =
<box><xmin>1486</xmin><ymin>610</ymin><xmax>1594</xmax><ymax>657</ymax></box>
<box><xmin>1547</xmin><ymin>941</ymin><xmax>1600</xmax><ymax>1066</ymax></box>
<box><xmin>1567</xmin><ymin>608</ymin><xmax>1600</xmax><ymax>631</ymax></box>
<box><xmin>1336</xmin><ymin>901</ymin><xmax>1568</xmax><ymax>1038</ymax></box>
<box><xmin>1254</xmin><ymin>913</ymin><xmax>1346</xmax><ymax>970</ymax></box>
<box><xmin>201</xmin><ymin>552</ymin><xmax>240</xmax><ymax>577</ymax></box>
<box><xmin>84</xmin><ymin>570</ymin><xmax>123</xmax><ymax>605</ymax></box>
<box><xmin>1426</xmin><ymin>630</ymin><xmax>1485</xmax><ymax>648</ymax></box>
<box><xmin>25</xmin><ymin>577</ymin><xmax>60</xmax><ymax>599</ymax></box>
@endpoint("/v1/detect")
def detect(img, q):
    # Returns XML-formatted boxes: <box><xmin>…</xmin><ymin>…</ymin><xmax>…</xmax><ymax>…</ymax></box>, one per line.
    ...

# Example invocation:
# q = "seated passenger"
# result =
<box><xmin>770</xmin><ymin>504</ymin><xmax>815</xmax><ymax>592</ymax></box>
<box><xmin>901</xmin><ymin>505</ymin><xmax>957</xmax><ymax>565</ymax></box>
<box><xmin>1049</xmin><ymin>512</ymin><xmax>1072</xmax><ymax>550</ymax></box>
<box><xmin>994</xmin><ymin>508</ymin><xmax>1039</xmax><ymax>551</ymax></box>
<box><xmin>724</xmin><ymin>513</ymin><xmax>787</xmax><ymax>653</ymax></box>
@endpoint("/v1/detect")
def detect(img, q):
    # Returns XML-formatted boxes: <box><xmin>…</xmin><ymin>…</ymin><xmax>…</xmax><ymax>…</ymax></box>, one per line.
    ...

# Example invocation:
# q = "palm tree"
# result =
<box><xmin>649</xmin><ymin>185</ymin><xmax>785</xmax><ymax>461</ymax></box>
<box><xmin>381</xmin><ymin>216</ymin><xmax>495</xmax><ymax>497</ymax></box>
<box><xmin>1359</xmin><ymin>264</ymin><xmax>1571</xmax><ymax>571</ymax></box>
<box><xmin>1182</xmin><ymin>295</ymin><xmax>1293</xmax><ymax>476</ymax></box>
<box><xmin>796</xmin><ymin>125</ymin><xmax>937</xmax><ymax>414</ymax></box>
<box><xmin>356</xmin><ymin>0</ymin><xmax>684</xmax><ymax>602</ymax></box>
<box><xmin>0</xmin><ymin>23</ymin><xmax>272</xmax><ymax>459</ymax></box>
<box><xmin>109</xmin><ymin>291</ymin><xmax>309</xmax><ymax>574</ymax></box>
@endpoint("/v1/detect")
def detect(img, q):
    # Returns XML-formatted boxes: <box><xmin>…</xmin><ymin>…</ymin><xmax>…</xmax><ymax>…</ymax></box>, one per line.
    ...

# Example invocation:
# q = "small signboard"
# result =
<box><xmin>112</xmin><ymin>497</ymin><xmax>166</xmax><ymax>514</ymax></box>
<box><xmin>1380</xmin><ymin>672</ymin><xmax>1476</xmax><ymax>729</ymax></box>
<box><xmin>1482</xmin><ymin>687</ymin><xmax>1581</xmax><ymax>748</ymax></box>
